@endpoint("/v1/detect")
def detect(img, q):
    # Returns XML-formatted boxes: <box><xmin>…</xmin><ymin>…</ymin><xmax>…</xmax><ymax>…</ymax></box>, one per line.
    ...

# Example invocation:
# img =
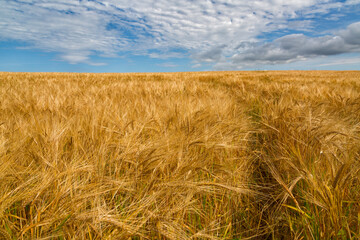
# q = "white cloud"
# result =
<box><xmin>318</xmin><ymin>57</ymin><xmax>360</xmax><ymax>66</ymax></box>
<box><xmin>60</xmin><ymin>53</ymin><xmax>89</xmax><ymax>64</ymax></box>
<box><xmin>346</xmin><ymin>0</ymin><xmax>360</xmax><ymax>5</ymax></box>
<box><xmin>340</xmin><ymin>22</ymin><xmax>360</xmax><ymax>45</ymax></box>
<box><xmin>157</xmin><ymin>62</ymin><xmax>179</xmax><ymax>68</ymax></box>
<box><xmin>212</xmin><ymin>21</ymin><xmax>360</xmax><ymax>69</ymax></box>
<box><xmin>0</xmin><ymin>0</ymin><xmax>358</xmax><ymax>67</ymax></box>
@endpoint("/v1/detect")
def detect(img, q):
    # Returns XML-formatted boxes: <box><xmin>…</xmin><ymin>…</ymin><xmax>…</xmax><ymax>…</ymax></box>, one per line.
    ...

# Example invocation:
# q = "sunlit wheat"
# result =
<box><xmin>0</xmin><ymin>71</ymin><xmax>359</xmax><ymax>239</ymax></box>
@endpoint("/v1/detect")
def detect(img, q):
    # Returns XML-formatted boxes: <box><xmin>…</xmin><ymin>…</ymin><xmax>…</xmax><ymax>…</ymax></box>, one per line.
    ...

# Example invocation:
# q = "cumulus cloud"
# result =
<box><xmin>340</xmin><ymin>22</ymin><xmax>360</xmax><ymax>45</ymax></box>
<box><xmin>346</xmin><ymin>0</ymin><xmax>360</xmax><ymax>5</ymax></box>
<box><xmin>0</xmin><ymin>0</ymin><xmax>359</xmax><ymax>67</ymax></box>
<box><xmin>193</xmin><ymin>45</ymin><xmax>226</xmax><ymax>63</ymax></box>
<box><xmin>227</xmin><ymin>21</ymin><xmax>360</xmax><ymax>68</ymax></box>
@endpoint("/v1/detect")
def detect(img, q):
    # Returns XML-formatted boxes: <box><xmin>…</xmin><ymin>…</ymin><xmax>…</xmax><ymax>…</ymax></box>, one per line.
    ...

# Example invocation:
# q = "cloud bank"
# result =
<box><xmin>224</xmin><ymin>22</ymin><xmax>360</xmax><ymax>69</ymax></box>
<box><xmin>0</xmin><ymin>0</ymin><xmax>359</xmax><ymax>68</ymax></box>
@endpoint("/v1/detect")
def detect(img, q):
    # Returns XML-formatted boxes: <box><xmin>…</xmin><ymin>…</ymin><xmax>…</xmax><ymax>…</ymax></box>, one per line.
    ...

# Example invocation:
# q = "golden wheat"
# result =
<box><xmin>0</xmin><ymin>71</ymin><xmax>359</xmax><ymax>239</ymax></box>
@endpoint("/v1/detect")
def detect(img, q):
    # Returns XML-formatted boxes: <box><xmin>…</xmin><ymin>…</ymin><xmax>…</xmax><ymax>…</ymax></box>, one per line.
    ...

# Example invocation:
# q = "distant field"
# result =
<box><xmin>0</xmin><ymin>71</ymin><xmax>359</xmax><ymax>239</ymax></box>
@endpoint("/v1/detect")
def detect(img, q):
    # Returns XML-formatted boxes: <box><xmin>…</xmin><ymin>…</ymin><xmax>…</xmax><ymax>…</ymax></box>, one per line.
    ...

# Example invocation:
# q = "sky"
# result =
<box><xmin>0</xmin><ymin>0</ymin><xmax>360</xmax><ymax>72</ymax></box>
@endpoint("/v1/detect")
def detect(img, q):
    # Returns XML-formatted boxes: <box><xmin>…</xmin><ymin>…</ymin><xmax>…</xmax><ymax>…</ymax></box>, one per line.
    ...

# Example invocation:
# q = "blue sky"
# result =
<box><xmin>0</xmin><ymin>0</ymin><xmax>359</xmax><ymax>72</ymax></box>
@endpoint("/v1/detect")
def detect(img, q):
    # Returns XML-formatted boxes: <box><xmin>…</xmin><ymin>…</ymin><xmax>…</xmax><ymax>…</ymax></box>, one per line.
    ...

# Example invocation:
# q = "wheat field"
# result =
<box><xmin>0</xmin><ymin>71</ymin><xmax>359</xmax><ymax>239</ymax></box>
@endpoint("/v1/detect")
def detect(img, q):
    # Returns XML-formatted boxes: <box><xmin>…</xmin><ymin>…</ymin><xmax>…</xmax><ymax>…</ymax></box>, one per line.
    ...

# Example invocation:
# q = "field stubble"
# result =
<box><xmin>0</xmin><ymin>71</ymin><xmax>359</xmax><ymax>239</ymax></box>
